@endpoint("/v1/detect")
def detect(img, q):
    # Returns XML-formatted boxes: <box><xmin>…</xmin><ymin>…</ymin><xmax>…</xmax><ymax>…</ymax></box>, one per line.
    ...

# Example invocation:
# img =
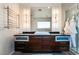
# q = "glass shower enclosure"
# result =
<box><xmin>65</xmin><ymin>4</ymin><xmax>79</xmax><ymax>54</ymax></box>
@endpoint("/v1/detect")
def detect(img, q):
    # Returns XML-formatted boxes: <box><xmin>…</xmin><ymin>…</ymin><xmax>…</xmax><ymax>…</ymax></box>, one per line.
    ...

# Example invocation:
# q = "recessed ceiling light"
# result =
<box><xmin>48</xmin><ymin>6</ymin><xmax>50</xmax><ymax>9</ymax></box>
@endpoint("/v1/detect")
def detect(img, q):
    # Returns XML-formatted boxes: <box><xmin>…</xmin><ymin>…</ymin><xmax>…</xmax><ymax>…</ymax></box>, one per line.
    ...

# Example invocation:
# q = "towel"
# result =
<box><xmin>64</xmin><ymin>18</ymin><xmax>70</xmax><ymax>34</ymax></box>
<box><xmin>69</xmin><ymin>17</ymin><xmax>77</xmax><ymax>48</ymax></box>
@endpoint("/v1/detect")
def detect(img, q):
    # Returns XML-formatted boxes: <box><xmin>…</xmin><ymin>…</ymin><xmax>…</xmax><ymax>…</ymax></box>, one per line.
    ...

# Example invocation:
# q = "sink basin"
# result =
<box><xmin>34</xmin><ymin>32</ymin><xmax>50</xmax><ymax>35</ymax></box>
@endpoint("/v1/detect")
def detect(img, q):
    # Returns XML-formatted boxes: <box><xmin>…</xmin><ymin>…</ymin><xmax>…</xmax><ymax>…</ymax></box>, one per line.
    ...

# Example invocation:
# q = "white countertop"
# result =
<box><xmin>14</xmin><ymin>33</ymin><xmax>70</xmax><ymax>36</ymax></box>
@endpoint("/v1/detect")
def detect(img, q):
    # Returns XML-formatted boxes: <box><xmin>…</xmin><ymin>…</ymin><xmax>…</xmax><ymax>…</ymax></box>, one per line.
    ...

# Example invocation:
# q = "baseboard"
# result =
<box><xmin>9</xmin><ymin>50</ymin><xmax>15</xmax><ymax>55</ymax></box>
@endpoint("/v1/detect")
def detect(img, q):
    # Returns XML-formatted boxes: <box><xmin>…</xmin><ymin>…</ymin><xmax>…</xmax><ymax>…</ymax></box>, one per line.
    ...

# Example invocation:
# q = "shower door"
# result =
<box><xmin>76</xmin><ymin>4</ymin><xmax>79</xmax><ymax>53</ymax></box>
<box><xmin>65</xmin><ymin>4</ymin><xmax>78</xmax><ymax>53</ymax></box>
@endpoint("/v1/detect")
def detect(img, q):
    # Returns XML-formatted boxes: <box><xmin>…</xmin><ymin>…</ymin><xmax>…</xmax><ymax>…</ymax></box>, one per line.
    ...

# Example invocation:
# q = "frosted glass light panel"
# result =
<box><xmin>37</xmin><ymin>21</ymin><xmax>50</xmax><ymax>28</ymax></box>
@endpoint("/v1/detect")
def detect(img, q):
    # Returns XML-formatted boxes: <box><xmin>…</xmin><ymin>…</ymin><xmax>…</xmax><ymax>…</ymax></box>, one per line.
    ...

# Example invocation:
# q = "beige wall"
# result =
<box><xmin>0</xmin><ymin>3</ymin><xmax>20</xmax><ymax>55</ymax></box>
<box><xmin>19</xmin><ymin>5</ymin><xmax>31</xmax><ymax>32</ymax></box>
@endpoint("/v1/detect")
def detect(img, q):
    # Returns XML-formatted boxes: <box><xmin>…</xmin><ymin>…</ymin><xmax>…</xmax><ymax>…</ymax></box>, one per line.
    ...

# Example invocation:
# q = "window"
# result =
<box><xmin>37</xmin><ymin>21</ymin><xmax>50</xmax><ymax>29</ymax></box>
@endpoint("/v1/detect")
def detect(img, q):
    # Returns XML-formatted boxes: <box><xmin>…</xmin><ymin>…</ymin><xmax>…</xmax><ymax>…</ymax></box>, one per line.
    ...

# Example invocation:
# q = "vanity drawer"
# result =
<box><xmin>59</xmin><ymin>47</ymin><xmax>69</xmax><ymax>51</ymax></box>
<box><xmin>55</xmin><ymin>42</ymin><xmax>69</xmax><ymax>46</ymax></box>
<box><xmin>52</xmin><ymin>46</ymin><xmax>69</xmax><ymax>51</ymax></box>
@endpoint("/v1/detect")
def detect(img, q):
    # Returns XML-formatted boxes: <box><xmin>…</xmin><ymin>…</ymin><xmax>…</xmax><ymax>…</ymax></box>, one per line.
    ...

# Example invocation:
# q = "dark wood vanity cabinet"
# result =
<box><xmin>29</xmin><ymin>36</ymin><xmax>53</xmax><ymax>52</ymax></box>
<box><xmin>15</xmin><ymin>35</ymin><xmax>69</xmax><ymax>52</ymax></box>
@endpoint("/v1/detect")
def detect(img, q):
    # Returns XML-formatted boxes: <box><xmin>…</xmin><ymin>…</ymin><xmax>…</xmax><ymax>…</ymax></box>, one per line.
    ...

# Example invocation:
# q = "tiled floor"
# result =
<box><xmin>12</xmin><ymin>51</ymin><xmax>75</xmax><ymax>55</ymax></box>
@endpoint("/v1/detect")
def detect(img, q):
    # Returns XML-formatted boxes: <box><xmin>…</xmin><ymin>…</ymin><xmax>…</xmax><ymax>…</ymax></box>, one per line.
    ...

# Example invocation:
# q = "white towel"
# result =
<box><xmin>69</xmin><ymin>18</ymin><xmax>77</xmax><ymax>48</ymax></box>
<box><xmin>70</xmin><ymin>34</ymin><xmax>76</xmax><ymax>48</ymax></box>
<box><xmin>69</xmin><ymin>19</ymin><xmax>77</xmax><ymax>34</ymax></box>
<box><xmin>64</xmin><ymin>19</ymin><xmax>70</xmax><ymax>34</ymax></box>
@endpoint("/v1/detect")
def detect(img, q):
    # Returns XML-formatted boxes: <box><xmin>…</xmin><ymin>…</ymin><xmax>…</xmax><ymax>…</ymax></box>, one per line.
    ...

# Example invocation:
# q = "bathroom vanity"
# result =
<box><xmin>14</xmin><ymin>32</ymin><xmax>70</xmax><ymax>52</ymax></box>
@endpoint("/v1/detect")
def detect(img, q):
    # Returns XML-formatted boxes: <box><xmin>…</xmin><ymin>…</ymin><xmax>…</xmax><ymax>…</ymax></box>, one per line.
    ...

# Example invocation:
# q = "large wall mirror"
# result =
<box><xmin>31</xmin><ymin>7</ymin><xmax>52</xmax><ymax>31</ymax></box>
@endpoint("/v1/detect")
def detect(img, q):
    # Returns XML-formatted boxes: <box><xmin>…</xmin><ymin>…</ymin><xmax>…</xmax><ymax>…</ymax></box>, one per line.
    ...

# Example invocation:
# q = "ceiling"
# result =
<box><xmin>19</xmin><ymin>3</ymin><xmax>76</xmax><ymax>10</ymax></box>
<box><xmin>20</xmin><ymin>3</ymin><xmax>62</xmax><ymax>7</ymax></box>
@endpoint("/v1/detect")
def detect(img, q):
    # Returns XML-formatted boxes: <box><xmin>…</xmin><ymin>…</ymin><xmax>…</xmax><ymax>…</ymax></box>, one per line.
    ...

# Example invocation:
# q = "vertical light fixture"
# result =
<box><xmin>23</xmin><ymin>9</ymin><xmax>27</xmax><ymax>29</ymax></box>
